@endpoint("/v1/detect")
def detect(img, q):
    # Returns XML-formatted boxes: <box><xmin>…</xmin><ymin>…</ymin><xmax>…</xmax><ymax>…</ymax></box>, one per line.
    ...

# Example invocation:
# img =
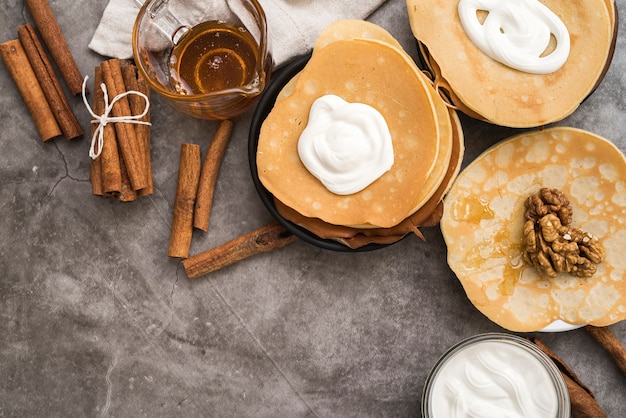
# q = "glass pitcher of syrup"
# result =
<box><xmin>132</xmin><ymin>0</ymin><xmax>272</xmax><ymax>120</ymax></box>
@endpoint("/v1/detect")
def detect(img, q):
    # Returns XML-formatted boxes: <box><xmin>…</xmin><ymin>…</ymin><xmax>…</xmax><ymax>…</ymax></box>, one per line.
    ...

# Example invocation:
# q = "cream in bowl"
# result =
<box><xmin>422</xmin><ymin>333</ymin><xmax>570</xmax><ymax>418</ymax></box>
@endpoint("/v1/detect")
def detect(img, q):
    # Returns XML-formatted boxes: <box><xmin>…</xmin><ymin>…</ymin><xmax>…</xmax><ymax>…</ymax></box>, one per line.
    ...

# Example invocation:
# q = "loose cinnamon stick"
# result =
<box><xmin>585</xmin><ymin>326</ymin><xmax>626</xmax><ymax>376</ymax></box>
<box><xmin>168</xmin><ymin>144</ymin><xmax>202</xmax><ymax>258</ymax></box>
<box><xmin>194</xmin><ymin>120</ymin><xmax>234</xmax><ymax>231</ymax></box>
<box><xmin>530</xmin><ymin>337</ymin><xmax>605</xmax><ymax>418</ymax></box>
<box><xmin>561</xmin><ymin>373</ymin><xmax>606</xmax><ymax>418</ymax></box>
<box><xmin>25</xmin><ymin>0</ymin><xmax>85</xmax><ymax>95</ymax></box>
<box><xmin>89</xmin><ymin>66</ymin><xmax>105</xmax><ymax>196</ymax></box>
<box><xmin>101</xmin><ymin>59</ymin><xmax>147</xmax><ymax>191</ymax></box>
<box><xmin>182</xmin><ymin>222</ymin><xmax>297</xmax><ymax>279</ymax></box>
<box><xmin>121</xmin><ymin>63</ymin><xmax>153</xmax><ymax>196</ymax></box>
<box><xmin>0</xmin><ymin>39</ymin><xmax>61</xmax><ymax>141</ymax></box>
<box><xmin>18</xmin><ymin>24</ymin><xmax>83</xmax><ymax>140</ymax></box>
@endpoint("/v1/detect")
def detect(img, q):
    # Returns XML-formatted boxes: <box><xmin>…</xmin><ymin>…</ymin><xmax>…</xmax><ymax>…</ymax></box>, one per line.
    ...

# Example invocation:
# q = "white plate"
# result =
<box><xmin>539</xmin><ymin>320</ymin><xmax>584</xmax><ymax>332</ymax></box>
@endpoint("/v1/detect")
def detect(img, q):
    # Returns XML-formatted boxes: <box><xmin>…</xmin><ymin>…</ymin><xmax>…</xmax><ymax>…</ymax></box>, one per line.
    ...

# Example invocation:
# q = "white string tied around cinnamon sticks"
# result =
<box><xmin>81</xmin><ymin>75</ymin><xmax>151</xmax><ymax>160</ymax></box>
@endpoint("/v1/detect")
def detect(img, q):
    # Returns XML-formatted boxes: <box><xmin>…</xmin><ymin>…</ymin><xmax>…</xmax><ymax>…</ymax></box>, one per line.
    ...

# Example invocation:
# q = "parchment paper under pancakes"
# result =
<box><xmin>256</xmin><ymin>20</ymin><xmax>464</xmax><ymax>248</ymax></box>
<box><xmin>440</xmin><ymin>127</ymin><xmax>626</xmax><ymax>332</ymax></box>
<box><xmin>406</xmin><ymin>0</ymin><xmax>616</xmax><ymax>128</ymax></box>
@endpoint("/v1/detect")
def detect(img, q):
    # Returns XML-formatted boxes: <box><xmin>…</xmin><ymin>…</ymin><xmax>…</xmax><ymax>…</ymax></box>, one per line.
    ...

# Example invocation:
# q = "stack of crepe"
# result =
<box><xmin>256</xmin><ymin>20</ymin><xmax>464</xmax><ymax>249</ymax></box>
<box><xmin>440</xmin><ymin>127</ymin><xmax>626</xmax><ymax>332</ymax></box>
<box><xmin>406</xmin><ymin>0</ymin><xmax>618</xmax><ymax>128</ymax></box>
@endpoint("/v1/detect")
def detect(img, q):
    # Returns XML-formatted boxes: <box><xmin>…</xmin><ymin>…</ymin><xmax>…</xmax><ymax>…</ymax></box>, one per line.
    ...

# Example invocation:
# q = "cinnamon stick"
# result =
<box><xmin>100</xmin><ymin>119</ymin><xmax>122</xmax><ymax>197</ymax></box>
<box><xmin>96</xmin><ymin>64</ymin><xmax>123</xmax><ymax>197</ymax></box>
<box><xmin>101</xmin><ymin>59</ymin><xmax>147</xmax><ymax>191</ymax></box>
<box><xmin>18</xmin><ymin>24</ymin><xmax>83</xmax><ymax>140</ymax></box>
<box><xmin>0</xmin><ymin>39</ymin><xmax>61</xmax><ymax>141</ymax></box>
<box><xmin>25</xmin><ymin>0</ymin><xmax>85</xmax><ymax>95</ymax></box>
<box><xmin>89</xmin><ymin>66</ymin><xmax>105</xmax><ymax>196</ymax></box>
<box><xmin>121</xmin><ymin>63</ymin><xmax>153</xmax><ymax>196</ymax></box>
<box><xmin>182</xmin><ymin>222</ymin><xmax>297</xmax><ymax>279</ymax></box>
<box><xmin>89</xmin><ymin>156</ymin><xmax>104</xmax><ymax>196</ymax></box>
<box><xmin>136</xmin><ymin>76</ymin><xmax>153</xmax><ymax>196</ymax></box>
<box><xmin>530</xmin><ymin>337</ymin><xmax>605</xmax><ymax>418</ymax></box>
<box><xmin>561</xmin><ymin>373</ymin><xmax>606</xmax><ymax>418</ymax></box>
<box><xmin>585</xmin><ymin>326</ymin><xmax>626</xmax><ymax>376</ymax></box>
<box><xmin>194</xmin><ymin>120</ymin><xmax>234</xmax><ymax>231</ymax></box>
<box><xmin>117</xmin><ymin>154</ymin><xmax>137</xmax><ymax>202</ymax></box>
<box><xmin>168</xmin><ymin>144</ymin><xmax>202</xmax><ymax>258</ymax></box>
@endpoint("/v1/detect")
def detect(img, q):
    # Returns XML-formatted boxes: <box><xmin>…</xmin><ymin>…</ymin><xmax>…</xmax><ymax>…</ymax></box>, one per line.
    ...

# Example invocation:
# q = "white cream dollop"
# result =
<box><xmin>297</xmin><ymin>94</ymin><xmax>394</xmax><ymax>195</ymax></box>
<box><xmin>458</xmin><ymin>0</ymin><xmax>570</xmax><ymax>74</ymax></box>
<box><xmin>430</xmin><ymin>340</ymin><xmax>559</xmax><ymax>418</ymax></box>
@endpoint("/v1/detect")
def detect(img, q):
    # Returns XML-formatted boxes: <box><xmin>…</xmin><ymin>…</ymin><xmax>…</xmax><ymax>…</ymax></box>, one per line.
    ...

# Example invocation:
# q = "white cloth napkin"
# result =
<box><xmin>89</xmin><ymin>0</ymin><xmax>388</xmax><ymax>67</ymax></box>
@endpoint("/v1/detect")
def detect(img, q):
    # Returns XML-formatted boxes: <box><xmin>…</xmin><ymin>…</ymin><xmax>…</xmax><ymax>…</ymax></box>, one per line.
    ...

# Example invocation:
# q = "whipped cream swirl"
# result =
<box><xmin>298</xmin><ymin>95</ymin><xmax>394</xmax><ymax>195</ymax></box>
<box><xmin>458</xmin><ymin>0</ymin><xmax>570</xmax><ymax>74</ymax></box>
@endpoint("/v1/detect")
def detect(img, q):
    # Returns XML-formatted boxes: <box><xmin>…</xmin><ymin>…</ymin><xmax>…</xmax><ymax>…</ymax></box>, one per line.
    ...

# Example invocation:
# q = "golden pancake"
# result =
<box><xmin>276</xmin><ymin>20</ymin><xmax>404</xmax><ymax>104</ymax></box>
<box><xmin>257</xmin><ymin>36</ymin><xmax>443</xmax><ymax>228</ymax></box>
<box><xmin>406</xmin><ymin>0</ymin><xmax>614</xmax><ymax>127</ymax></box>
<box><xmin>281</xmin><ymin>19</ymin><xmax>455</xmax><ymax>209</ymax></box>
<box><xmin>441</xmin><ymin>127</ymin><xmax>626</xmax><ymax>331</ymax></box>
<box><xmin>313</xmin><ymin>19</ymin><xmax>404</xmax><ymax>51</ymax></box>
<box><xmin>276</xmin><ymin>67</ymin><xmax>455</xmax><ymax>223</ymax></box>
<box><xmin>276</xmin><ymin>107</ymin><xmax>465</xmax><ymax>249</ymax></box>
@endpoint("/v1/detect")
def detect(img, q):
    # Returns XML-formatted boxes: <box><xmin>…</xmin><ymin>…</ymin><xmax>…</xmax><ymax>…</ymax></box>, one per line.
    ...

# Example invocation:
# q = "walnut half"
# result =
<box><xmin>522</xmin><ymin>188</ymin><xmax>605</xmax><ymax>278</ymax></box>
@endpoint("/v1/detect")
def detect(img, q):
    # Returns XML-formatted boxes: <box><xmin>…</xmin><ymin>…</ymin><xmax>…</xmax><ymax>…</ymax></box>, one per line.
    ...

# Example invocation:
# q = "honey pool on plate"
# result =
<box><xmin>169</xmin><ymin>20</ymin><xmax>260</xmax><ymax>95</ymax></box>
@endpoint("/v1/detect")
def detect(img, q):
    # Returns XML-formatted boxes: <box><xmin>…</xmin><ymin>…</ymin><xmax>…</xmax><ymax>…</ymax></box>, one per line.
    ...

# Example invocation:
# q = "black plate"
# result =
<box><xmin>248</xmin><ymin>53</ymin><xmax>395</xmax><ymax>252</ymax></box>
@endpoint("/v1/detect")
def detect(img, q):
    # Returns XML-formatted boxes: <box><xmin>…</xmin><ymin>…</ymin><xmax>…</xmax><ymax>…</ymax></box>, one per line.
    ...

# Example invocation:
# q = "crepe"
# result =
<box><xmin>406</xmin><ymin>0</ymin><xmax>615</xmax><ymax>128</ymax></box>
<box><xmin>440</xmin><ymin>127</ymin><xmax>626</xmax><ymax>331</ymax></box>
<box><xmin>257</xmin><ymin>22</ymin><xmax>450</xmax><ymax>229</ymax></box>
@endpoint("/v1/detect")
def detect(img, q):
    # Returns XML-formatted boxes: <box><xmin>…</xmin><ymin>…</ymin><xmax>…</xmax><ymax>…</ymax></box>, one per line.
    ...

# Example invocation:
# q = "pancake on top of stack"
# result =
<box><xmin>406</xmin><ymin>0</ymin><xmax>617</xmax><ymax>128</ymax></box>
<box><xmin>256</xmin><ymin>20</ymin><xmax>464</xmax><ymax>249</ymax></box>
<box><xmin>440</xmin><ymin>127</ymin><xmax>626</xmax><ymax>332</ymax></box>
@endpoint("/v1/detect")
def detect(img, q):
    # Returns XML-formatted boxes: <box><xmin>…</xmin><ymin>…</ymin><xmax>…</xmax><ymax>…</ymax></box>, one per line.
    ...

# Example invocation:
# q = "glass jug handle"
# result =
<box><xmin>137</xmin><ymin>0</ymin><xmax>190</xmax><ymax>45</ymax></box>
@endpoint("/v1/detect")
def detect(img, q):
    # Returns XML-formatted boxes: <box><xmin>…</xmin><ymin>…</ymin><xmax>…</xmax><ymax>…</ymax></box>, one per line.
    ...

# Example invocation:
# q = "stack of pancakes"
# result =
<box><xmin>256</xmin><ymin>20</ymin><xmax>464</xmax><ymax>249</ymax></box>
<box><xmin>406</xmin><ymin>0</ymin><xmax>618</xmax><ymax>127</ymax></box>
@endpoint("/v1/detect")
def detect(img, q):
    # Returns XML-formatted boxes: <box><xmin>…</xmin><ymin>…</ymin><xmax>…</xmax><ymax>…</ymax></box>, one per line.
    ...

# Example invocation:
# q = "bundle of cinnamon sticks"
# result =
<box><xmin>166</xmin><ymin>122</ymin><xmax>297</xmax><ymax>276</ymax></box>
<box><xmin>0</xmin><ymin>0</ymin><xmax>84</xmax><ymax>142</ymax></box>
<box><xmin>89</xmin><ymin>59</ymin><xmax>153</xmax><ymax>202</ymax></box>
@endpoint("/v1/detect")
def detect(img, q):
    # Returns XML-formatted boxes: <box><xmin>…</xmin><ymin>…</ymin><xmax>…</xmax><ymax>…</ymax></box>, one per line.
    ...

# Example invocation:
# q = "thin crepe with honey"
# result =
<box><xmin>406</xmin><ymin>0</ymin><xmax>616</xmax><ymax>128</ymax></box>
<box><xmin>440</xmin><ymin>127</ymin><xmax>626</xmax><ymax>332</ymax></box>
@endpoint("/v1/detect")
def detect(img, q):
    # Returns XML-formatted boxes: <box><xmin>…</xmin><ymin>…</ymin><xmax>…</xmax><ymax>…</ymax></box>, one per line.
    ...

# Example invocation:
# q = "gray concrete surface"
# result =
<box><xmin>1</xmin><ymin>0</ymin><xmax>625</xmax><ymax>416</ymax></box>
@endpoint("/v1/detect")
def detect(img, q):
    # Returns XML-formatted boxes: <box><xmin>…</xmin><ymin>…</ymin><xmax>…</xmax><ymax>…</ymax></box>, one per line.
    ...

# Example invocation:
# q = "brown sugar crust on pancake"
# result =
<box><xmin>441</xmin><ymin>127</ymin><xmax>626</xmax><ymax>332</ymax></box>
<box><xmin>406</xmin><ymin>0</ymin><xmax>614</xmax><ymax>128</ymax></box>
<box><xmin>275</xmin><ymin>109</ymin><xmax>465</xmax><ymax>249</ymax></box>
<box><xmin>257</xmin><ymin>38</ymin><xmax>442</xmax><ymax>228</ymax></box>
